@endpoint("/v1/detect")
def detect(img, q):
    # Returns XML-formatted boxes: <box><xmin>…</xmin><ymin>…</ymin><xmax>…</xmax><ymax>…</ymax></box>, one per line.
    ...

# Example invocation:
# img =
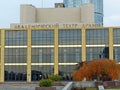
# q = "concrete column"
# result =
<box><xmin>109</xmin><ymin>27</ymin><xmax>113</xmax><ymax>60</ymax></box>
<box><xmin>0</xmin><ymin>29</ymin><xmax>5</xmax><ymax>82</ymax></box>
<box><xmin>54</xmin><ymin>28</ymin><xmax>58</xmax><ymax>75</ymax></box>
<box><xmin>82</xmin><ymin>28</ymin><xmax>86</xmax><ymax>62</ymax></box>
<box><xmin>27</xmin><ymin>29</ymin><xmax>31</xmax><ymax>82</ymax></box>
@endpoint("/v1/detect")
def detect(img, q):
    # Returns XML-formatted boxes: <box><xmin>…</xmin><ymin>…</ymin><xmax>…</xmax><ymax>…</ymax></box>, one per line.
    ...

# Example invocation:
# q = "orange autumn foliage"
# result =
<box><xmin>72</xmin><ymin>63</ymin><xmax>87</xmax><ymax>81</ymax></box>
<box><xmin>72</xmin><ymin>59</ymin><xmax>120</xmax><ymax>81</ymax></box>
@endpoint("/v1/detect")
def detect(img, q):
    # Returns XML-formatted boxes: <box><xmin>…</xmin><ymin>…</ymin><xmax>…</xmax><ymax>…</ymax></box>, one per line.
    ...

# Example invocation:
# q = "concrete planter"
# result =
<box><xmin>35</xmin><ymin>87</ymin><xmax>56</xmax><ymax>90</ymax></box>
<box><xmin>71</xmin><ymin>87</ymin><xmax>86</xmax><ymax>90</ymax></box>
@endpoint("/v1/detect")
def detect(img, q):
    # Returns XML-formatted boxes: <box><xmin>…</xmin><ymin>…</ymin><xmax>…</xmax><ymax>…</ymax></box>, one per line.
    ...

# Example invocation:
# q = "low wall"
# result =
<box><xmin>62</xmin><ymin>81</ymin><xmax>120</xmax><ymax>90</ymax></box>
<box><xmin>62</xmin><ymin>81</ymin><xmax>95</xmax><ymax>90</ymax></box>
<box><xmin>73</xmin><ymin>81</ymin><xmax>120</xmax><ymax>88</ymax></box>
<box><xmin>95</xmin><ymin>81</ymin><xmax>120</xmax><ymax>88</ymax></box>
<box><xmin>73</xmin><ymin>81</ymin><xmax>95</xmax><ymax>87</ymax></box>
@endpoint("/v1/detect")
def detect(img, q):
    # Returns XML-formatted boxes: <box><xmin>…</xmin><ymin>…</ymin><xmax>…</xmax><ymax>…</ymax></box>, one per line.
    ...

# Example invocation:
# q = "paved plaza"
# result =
<box><xmin>0</xmin><ymin>83</ymin><xmax>63</xmax><ymax>90</ymax></box>
<box><xmin>0</xmin><ymin>84</ymin><xmax>37</xmax><ymax>90</ymax></box>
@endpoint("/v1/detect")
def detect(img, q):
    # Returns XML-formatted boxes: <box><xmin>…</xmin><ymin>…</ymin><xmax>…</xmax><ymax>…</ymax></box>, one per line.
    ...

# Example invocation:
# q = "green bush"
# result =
<box><xmin>39</xmin><ymin>79</ymin><xmax>53</xmax><ymax>87</ymax></box>
<box><xmin>48</xmin><ymin>74</ymin><xmax>62</xmax><ymax>81</ymax></box>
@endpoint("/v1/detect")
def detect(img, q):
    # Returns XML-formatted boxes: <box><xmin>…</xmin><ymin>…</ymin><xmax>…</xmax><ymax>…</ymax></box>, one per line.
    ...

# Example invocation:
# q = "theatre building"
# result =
<box><xmin>0</xmin><ymin>4</ymin><xmax>119</xmax><ymax>82</ymax></box>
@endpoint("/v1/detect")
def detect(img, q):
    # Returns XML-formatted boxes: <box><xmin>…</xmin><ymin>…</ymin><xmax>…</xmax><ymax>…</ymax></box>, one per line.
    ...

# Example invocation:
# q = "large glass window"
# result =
<box><xmin>59</xmin><ymin>47</ymin><xmax>81</xmax><ymax>63</ymax></box>
<box><xmin>32</xmin><ymin>48</ymin><xmax>54</xmax><ymax>63</ymax></box>
<box><xmin>114</xmin><ymin>47</ymin><xmax>120</xmax><ymax>62</ymax></box>
<box><xmin>5</xmin><ymin>48</ymin><xmax>27</xmax><ymax>63</ymax></box>
<box><xmin>113</xmin><ymin>28</ymin><xmax>120</xmax><ymax>44</ymax></box>
<box><xmin>95</xmin><ymin>13</ymin><xmax>103</xmax><ymax>24</ymax></box>
<box><xmin>59</xmin><ymin>30</ymin><xmax>81</xmax><ymax>45</ymax></box>
<box><xmin>86</xmin><ymin>29</ymin><xmax>109</xmax><ymax>45</ymax></box>
<box><xmin>59</xmin><ymin>65</ymin><xmax>75</xmax><ymax>80</ymax></box>
<box><xmin>86</xmin><ymin>47</ymin><xmax>109</xmax><ymax>61</ymax></box>
<box><xmin>5</xmin><ymin>30</ymin><xmax>27</xmax><ymax>45</ymax></box>
<box><xmin>5</xmin><ymin>65</ymin><xmax>27</xmax><ymax>81</ymax></box>
<box><xmin>31</xmin><ymin>65</ymin><xmax>53</xmax><ymax>81</ymax></box>
<box><xmin>32</xmin><ymin>30</ymin><xmax>54</xmax><ymax>45</ymax></box>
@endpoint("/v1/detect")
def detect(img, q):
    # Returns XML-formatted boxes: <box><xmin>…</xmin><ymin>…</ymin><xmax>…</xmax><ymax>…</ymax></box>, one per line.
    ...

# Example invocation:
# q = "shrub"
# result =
<box><xmin>39</xmin><ymin>79</ymin><xmax>53</xmax><ymax>87</ymax></box>
<box><xmin>48</xmin><ymin>74</ymin><xmax>62</xmax><ymax>81</ymax></box>
<box><xmin>72</xmin><ymin>59</ymin><xmax>120</xmax><ymax>81</ymax></box>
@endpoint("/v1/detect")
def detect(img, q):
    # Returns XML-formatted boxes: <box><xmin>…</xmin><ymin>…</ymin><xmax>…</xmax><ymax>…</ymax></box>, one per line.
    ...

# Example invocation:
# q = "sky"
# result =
<box><xmin>0</xmin><ymin>0</ymin><xmax>120</xmax><ymax>28</ymax></box>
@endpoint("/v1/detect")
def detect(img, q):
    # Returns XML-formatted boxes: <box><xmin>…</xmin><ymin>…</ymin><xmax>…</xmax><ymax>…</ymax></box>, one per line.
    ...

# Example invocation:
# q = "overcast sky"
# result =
<box><xmin>0</xmin><ymin>0</ymin><xmax>120</xmax><ymax>28</ymax></box>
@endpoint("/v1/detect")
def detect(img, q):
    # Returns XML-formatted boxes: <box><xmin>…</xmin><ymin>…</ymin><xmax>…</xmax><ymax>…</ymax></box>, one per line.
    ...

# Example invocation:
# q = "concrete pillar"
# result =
<box><xmin>0</xmin><ymin>29</ymin><xmax>5</xmax><ymax>82</ymax></box>
<box><xmin>109</xmin><ymin>27</ymin><xmax>113</xmax><ymax>60</ymax></box>
<box><xmin>82</xmin><ymin>28</ymin><xmax>86</xmax><ymax>62</ymax></box>
<box><xmin>27</xmin><ymin>29</ymin><xmax>31</xmax><ymax>82</ymax></box>
<box><xmin>54</xmin><ymin>28</ymin><xmax>58</xmax><ymax>75</ymax></box>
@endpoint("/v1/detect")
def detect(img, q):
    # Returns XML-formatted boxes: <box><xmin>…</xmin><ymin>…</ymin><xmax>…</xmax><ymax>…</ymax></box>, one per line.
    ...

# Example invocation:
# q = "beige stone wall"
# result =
<box><xmin>81</xmin><ymin>4</ymin><xmax>94</xmax><ymax>23</ymax></box>
<box><xmin>20</xmin><ymin>4</ymin><xmax>36</xmax><ymax>23</ymax></box>
<box><xmin>20</xmin><ymin>4</ymin><xmax>94</xmax><ymax>24</ymax></box>
<box><xmin>36</xmin><ymin>8</ymin><xmax>81</xmax><ymax>23</ymax></box>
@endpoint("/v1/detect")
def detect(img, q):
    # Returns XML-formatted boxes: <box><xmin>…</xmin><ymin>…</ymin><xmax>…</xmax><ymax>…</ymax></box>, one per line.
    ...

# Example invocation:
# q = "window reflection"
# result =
<box><xmin>32</xmin><ymin>30</ymin><xmax>54</xmax><ymax>45</ymax></box>
<box><xmin>31</xmin><ymin>65</ymin><xmax>53</xmax><ymax>81</ymax></box>
<box><xmin>114</xmin><ymin>47</ymin><xmax>120</xmax><ymax>62</ymax></box>
<box><xmin>5</xmin><ymin>48</ymin><xmax>27</xmax><ymax>63</ymax></box>
<box><xmin>5</xmin><ymin>66</ymin><xmax>27</xmax><ymax>81</ymax></box>
<box><xmin>32</xmin><ymin>48</ymin><xmax>54</xmax><ymax>63</ymax></box>
<box><xmin>86</xmin><ymin>29</ymin><xmax>108</xmax><ymax>45</ymax></box>
<box><xmin>113</xmin><ymin>28</ymin><xmax>120</xmax><ymax>44</ymax></box>
<box><xmin>59</xmin><ymin>30</ymin><xmax>81</xmax><ymax>45</ymax></box>
<box><xmin>86</xmin><ymin>47</ymin><xmax>109</xmax><ymax>61</ymax></box>
<box><xmin>59</xmin><ymin>47</ymin><xmax>81</xmax><ymax>63</ymax></box>
<box><xmin>59</xmin><ymin>65</ymin><xmax>75</xmax><ymax>80</ymax></box>
<box><xmin>5</xmin><ymin>30</ymin><xmax>27</xmax><ymax>45</ymax></box>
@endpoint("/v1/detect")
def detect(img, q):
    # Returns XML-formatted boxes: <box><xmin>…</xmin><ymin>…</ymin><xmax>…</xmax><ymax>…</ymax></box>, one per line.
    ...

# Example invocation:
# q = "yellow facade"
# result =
<box><xmin>0</xmin><ymin>29</ymin><xmax>5</xmax><ymax>82</ymax></box>
<box><xmin>0</xmin><ymin>27</ymin><xmax>119</xmax><ymax>82</ymax></box>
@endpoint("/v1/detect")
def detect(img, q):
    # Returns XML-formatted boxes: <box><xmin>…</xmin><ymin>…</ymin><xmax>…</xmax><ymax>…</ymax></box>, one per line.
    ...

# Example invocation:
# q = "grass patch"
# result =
<box><xmin>111</xmin><ymin>87</ymin><xmax>120</xmax><ymax>89</ymax></box>
<box><xmin>105</xmin><ymin>87</ymin><xmax>120</xmax><ymax>90</ymax></box>
<box><xmin>72</xmin><ymin>87</ymin><xmax>120</xmax><ymax>90</ymax></box>
<box><xmin>86</xmin><ymin>87</ymin><xmax>97</xmax><ymax>90</ymax></box>
<box><xmin>105</xmin><ymin>88</ymin><xmax>120</xmax><ymax>90</ymax></box>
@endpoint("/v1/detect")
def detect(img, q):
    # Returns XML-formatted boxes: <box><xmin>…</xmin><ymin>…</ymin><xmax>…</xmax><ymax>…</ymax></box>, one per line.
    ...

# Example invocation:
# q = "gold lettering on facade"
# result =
<box><xmin>63</xmin><ymin>24</ymin><xmax>78</xmax><ymax>28</ymax></box>
<box><xmin>12</xmin><ymin>23</ymin><xmax>102</xmax><ymax>29</ymax></box>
